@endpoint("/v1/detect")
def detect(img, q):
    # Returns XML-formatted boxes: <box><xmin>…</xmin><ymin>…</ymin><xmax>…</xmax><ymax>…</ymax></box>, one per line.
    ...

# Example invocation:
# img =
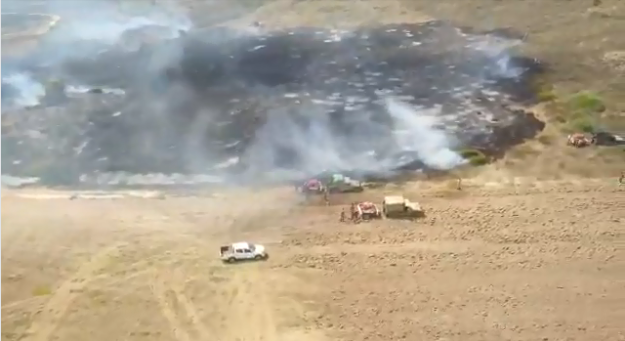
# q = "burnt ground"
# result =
<box><xmin>3</xmin><ymin>0</ymin><xmax>624</xmax><ymax>187</ymax></box>
<box><xmin>400</xmin><ymin>0</ymin><xmax>625</xmax><ymax>115</ymax></box>
<box><xmin>2</xmin><ymin>18</ymin><xmax>546</xmax><ymax>185</ymax></box>
<box><xmin>216</xmin><ymin>0</ymin><xmax>625</xmax><ymax>179</ymax></box>
<box><xmin>1</xmin><ymin>14</ymin><xmax>47</xmax><ymax>34</ymax></box>
<box><xmin>2</xmin><ymin>2</ymin><xmax>625</xmax><ymax>341</ymax></box>
<box><xmin>391</xmin><ymin>0</ymin><xmax>625</xmax><ymax>178</ymax></box>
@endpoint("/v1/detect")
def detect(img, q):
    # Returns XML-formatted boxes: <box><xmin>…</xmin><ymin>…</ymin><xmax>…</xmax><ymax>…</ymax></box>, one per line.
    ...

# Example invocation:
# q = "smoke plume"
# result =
<box><xmin>1</xmin><ymin>2</ymin><xmax>545</xmax><ymax>187</ymax></box>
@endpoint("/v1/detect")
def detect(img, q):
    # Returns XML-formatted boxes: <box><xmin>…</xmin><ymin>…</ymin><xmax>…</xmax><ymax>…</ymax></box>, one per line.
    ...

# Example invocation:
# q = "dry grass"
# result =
<box><xmin>3</xmin><ymin>179</ymin><xmax>624</xmax><ymax>341</ymax></box>
<box><xmin>399</xmin><ymin>0</ymin><xmax>625</xmax><ymax>111</ymax></box>
<box><xmin>458</xmin><ymin>148</ymin><xmax>489</xmax><ymax>166</ymax></box>
<box><xmin>31</xmin><ymin>285</ymin><xmax>53</xmax><ymax>297</ymax></box>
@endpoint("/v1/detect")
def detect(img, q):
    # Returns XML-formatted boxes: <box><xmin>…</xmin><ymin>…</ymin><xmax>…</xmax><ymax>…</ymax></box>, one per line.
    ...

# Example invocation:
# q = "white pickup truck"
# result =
<box><xmin>220</xmin><ymin>242</ymin><xmax>269</xmax><ymax>263</ymax></box>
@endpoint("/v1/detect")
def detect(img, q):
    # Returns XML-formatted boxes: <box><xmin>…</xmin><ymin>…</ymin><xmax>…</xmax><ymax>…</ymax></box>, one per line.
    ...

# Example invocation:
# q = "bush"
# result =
<box><xmin>566</xmin><ymin>92</ymin><xmax>606</xmax><ymax>115</ymax></box>
<box><xmin>560</xmin><ymin>92</ymin><xmax>604</xmax><ymax>133</ymax></box>
<box><xmin>458</xmin><ymin>148</ymin><xmax>489</xmax><ymax>166</ymax></box>
<box><xmin>567</xmin><ymin>116</ymin><xmax>596</xmax><ymax>133</ymax></box>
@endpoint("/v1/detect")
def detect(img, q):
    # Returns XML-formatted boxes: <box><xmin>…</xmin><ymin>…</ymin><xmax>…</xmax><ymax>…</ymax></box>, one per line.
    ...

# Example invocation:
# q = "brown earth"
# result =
<box><xmin>2</xmin><ymin>177</ymin><xmax>625</xmax><ymax>341</ymax></box>
<box><xmin>3</xmin><ymin>1</ymin><xmax>625</xmax><ymax>341</ymax></box>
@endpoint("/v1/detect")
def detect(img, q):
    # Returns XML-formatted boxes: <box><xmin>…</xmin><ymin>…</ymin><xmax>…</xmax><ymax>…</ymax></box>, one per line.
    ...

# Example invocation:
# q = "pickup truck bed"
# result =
<box><xmin>220</xmin><ymin>246</ymin><xmax>229</xmax><ymax>254</ymax></box>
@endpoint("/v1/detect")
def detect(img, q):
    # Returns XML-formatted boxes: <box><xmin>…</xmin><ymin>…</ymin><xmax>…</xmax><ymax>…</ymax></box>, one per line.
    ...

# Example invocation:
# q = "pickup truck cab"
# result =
<box><xmin>220</xmin><ymin>242</ymin><xmax>269</xmax><ymax>263</ymax></box>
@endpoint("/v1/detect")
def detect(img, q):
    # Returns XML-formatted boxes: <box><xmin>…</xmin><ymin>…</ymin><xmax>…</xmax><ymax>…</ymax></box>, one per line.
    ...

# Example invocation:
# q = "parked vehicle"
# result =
<box><xmin>220</xmin><ymin>242</ymin><xmax>269</xmax><ymax>263</ymax></box>
<box><xmin>382</xmin><ymin>195</ymin><xmax>424</xmax><ymax>219</ymax></box>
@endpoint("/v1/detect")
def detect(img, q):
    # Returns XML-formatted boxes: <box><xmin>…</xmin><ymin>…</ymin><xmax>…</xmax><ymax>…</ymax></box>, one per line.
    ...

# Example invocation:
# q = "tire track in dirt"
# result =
<box><xmin>224</xmin><ymin>265</ymin><xmax>278</xmax><ymax>341</ymax></box>
<box><xmin>170</xmin><ymin>270</ymin><xmax>214</xmax><ymax>341</ymax></box>
<box><xmin>2</xmin><ymin>245</ymin><xmax>185</xmax><ymax>316</ymax></box>
<box><xmin>1</xmin><ymin>268</ymin><xmax>151</xmax><ymax>313</ymax></box>
<box><xmin>151</xmin><ymin>268</ymin><xmax>218</xmax><ymax>341</ymax></box>
<box><xmin>1</xmin><ymin>220</ymin><xmax>39</xmax><ymax>263</ymax></box>
<box><xmin>20</xmin><ymin>243</ymin><xmax>127</xmax><ymax>341</ymax></box>
<box><xmin>282</xmin><ymin>241</ymin><xmax>476</xmax><ymax>255</ymax></box>
<box><xmin>151</xmin><ymin>276</ymin><xmax>194</xmax><ymax>341</ymax></box>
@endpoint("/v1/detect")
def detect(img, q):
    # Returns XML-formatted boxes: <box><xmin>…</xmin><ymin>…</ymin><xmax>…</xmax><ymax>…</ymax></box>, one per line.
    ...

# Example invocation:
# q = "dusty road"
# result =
<box><xmin>2</xmin><ymin>178</ymin><xmax>624</xmax><ymax>341</ymax></box>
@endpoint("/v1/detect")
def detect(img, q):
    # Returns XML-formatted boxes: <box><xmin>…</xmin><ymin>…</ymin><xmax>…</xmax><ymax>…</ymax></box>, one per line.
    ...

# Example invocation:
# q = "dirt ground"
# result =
<box><xmin>3</xmin><ymin>1</ymin><xmax>625</xmax><ymax>341</ymax></box>
<box><xmin>2</xmin><ymin>179</ymin><xmax>624</xmax><ymax>341</ymax></box>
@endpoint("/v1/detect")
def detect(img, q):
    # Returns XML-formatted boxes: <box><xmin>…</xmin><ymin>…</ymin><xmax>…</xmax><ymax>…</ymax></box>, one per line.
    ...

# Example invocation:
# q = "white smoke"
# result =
<box><xmin>243</xmin><ymin>105</ymin><xmax>350</xmax><ymax>180</ymax></box>
<box><xmin>2</xmin><ymin>0</ymin><xmax>192</xmax><ymax>68</ymax></box>
<box><xmin>2</xmin><ymin>2</ymin><xmax>511</xmax><ymax>187</ymax></box>
<box><xmin>384</xmin><ymin>98</ymin><xmax>466</xmax><ymax>170</ymax></box>
<box><xmin>240</xmin><ymin>97</ymin><xmax>465</xmax><ymax>182</ymax></box>
<box><xmin>1</xmin><ymin>73</ymin><xmax>45</xmax><ymax>108</ymax></box>
<box><xmin>468</xmin><ymin>35</ymin><xmax>524</xmax><ymax>79</ymax></box>
<box><xmin>52</xmin><ymin>10</ymin><xmax>191</xmax><ymax>44</ymax></box>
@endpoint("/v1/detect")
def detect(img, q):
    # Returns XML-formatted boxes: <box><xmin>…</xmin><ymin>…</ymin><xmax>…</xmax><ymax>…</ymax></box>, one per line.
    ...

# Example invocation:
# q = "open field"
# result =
<box><xmin>2</xmin><ymin>178</ymin><xmax>625</xmax><ymax>341</ymax></box>
<box><xmin>3</xmin><ymin>0</ymin><xmax>625</xmax><ymax>340</ymax></box>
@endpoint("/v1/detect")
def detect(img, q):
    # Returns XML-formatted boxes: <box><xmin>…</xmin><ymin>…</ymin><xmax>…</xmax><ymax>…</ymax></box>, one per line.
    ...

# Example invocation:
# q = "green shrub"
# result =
<box><xmin>559</xmin><ymin>92</ymin><xmax>604</xmax><ymax>133</ymax></box>
<box><xmin>566</xmin><ymin>92</ymin><xmax>606</xmax><ymax>114</ymax></box>
<box><xmin>567</xmin><ymin>116</ymin><xmax>596</xmax><ymax>133</ymax></box>
<box><xmin>458</xmin><ymin>148</ymin><xmax>489</xmax><ymax>166</ymax></box>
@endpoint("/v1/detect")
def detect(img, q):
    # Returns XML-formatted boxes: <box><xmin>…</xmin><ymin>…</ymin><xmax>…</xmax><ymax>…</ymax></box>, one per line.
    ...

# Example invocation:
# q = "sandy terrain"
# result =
<box><xmin>2</xmin><ymin>177</ymin><xmax>624</xmax><ymax>341</ymax></box>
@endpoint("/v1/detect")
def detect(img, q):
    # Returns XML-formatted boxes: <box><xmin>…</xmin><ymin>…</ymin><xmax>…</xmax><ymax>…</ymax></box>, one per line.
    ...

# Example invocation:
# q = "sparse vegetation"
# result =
<box><xmin>541</xmin><ymin>91</ymin><xmax>606</xmax><ymax>133</ymax></box>
<box><xmin>32</xmin><ymin>285</ymin><xmax>52</xmax><ymax>296</ymax></box>
<box><xmin>566</xmin><ymin>91</ymin><xmax>606</xmax><ymax>115</ymax></box>
<box><xmin>566</xmin><ymin>115</ymin><xmax>596</xmax><ymax>133</ymax></box>
<box><xmin>458</xmin><ymin>148</ymin><xmax>489</xmax><ymax>166</ymax></box>
<box><xmin>537</xmin><ymin>134</ymin><xmax>554</xmax><ymax>145</ymax></box>
<box><xmin>560</xmin><ymin>91</ymin><xmax>605</xmax><ymax>133</ymax></box>
<box><xmin>537</xmin><ymin>89</ymin><xmax>557</xmax><ymax>103</ymax></box>
<box><xmin>533</xmin><ymin>78</ymin><xmax>557</xmax><ymax>102</ymax></box>
<box><xmin>531</xmin><ymin>78</ymin><xmax>607</xmax><ymax>134</ymax></box>
<box><xmin>509</xmin><ymin>143</ymin><xmax>541</xmax><ymax>158</ymax></box>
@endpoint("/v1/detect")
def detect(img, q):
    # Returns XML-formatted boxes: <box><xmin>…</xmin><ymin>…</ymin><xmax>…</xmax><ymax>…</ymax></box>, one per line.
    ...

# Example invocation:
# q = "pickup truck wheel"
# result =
<box><xmin>227</xmin><ymin>257</ymin><xmax>236</xmax><ymax>263</ymax></box>
<box><xmin>254</xmin><ymin>255</ymin><xmax>263</xmax><ymax>260</ymax></box>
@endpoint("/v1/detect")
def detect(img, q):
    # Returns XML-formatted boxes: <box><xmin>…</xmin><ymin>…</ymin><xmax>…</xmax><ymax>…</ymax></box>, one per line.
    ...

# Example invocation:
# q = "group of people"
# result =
<box><xmin>339</xmin><ymin>203</ymin><xmax>363</xmax><ymax>223</ymax></box>
<box><xmin>322</xmin><ymin>172</ymin><xmax>621</xmax><ymax>225</ymax></box>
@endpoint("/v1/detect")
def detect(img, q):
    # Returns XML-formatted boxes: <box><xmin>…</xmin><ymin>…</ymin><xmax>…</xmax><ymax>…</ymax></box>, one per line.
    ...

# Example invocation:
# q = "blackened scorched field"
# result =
<box><xmin>1</xmin><ymin>20</ymin><xmax>545</xmax><ymax>186</ymax></box>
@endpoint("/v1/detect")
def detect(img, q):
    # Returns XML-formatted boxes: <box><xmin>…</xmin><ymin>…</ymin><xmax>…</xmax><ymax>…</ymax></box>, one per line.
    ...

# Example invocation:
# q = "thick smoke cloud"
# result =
<box><xmin>1</xmin><ymin>2</ymin><xmax>544</xmax><ymax>187</ymax></box>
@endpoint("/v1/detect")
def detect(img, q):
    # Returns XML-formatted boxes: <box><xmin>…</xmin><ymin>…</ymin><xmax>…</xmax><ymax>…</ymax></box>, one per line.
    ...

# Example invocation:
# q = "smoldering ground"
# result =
<box><xmin>1</xmin><ymin>3</ymin><xmax>545</xmax><ymax>187</ymax></box>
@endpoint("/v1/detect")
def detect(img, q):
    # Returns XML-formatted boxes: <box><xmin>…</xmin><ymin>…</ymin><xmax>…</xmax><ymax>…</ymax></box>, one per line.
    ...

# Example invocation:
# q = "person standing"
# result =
<box><xmin>323</xmin><ymin>188</ymin><xmax>330</xmax><ymax>206</ymax></box>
